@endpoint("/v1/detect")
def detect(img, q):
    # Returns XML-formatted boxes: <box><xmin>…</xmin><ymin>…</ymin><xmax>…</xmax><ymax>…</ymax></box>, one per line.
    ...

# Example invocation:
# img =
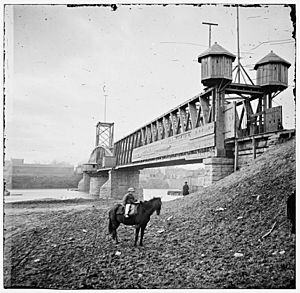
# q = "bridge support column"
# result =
<box><xmin>203</xmin><ymin>157</ymin><xmax>234</xmax><ymax>186</ymax></box>
<box><xmin>78</xmin><ymin>173</ymin><xmax>91</xmax><ymax>192</ymax></box>
<box><xmin>89</xmin><ymin>173</ymin><xmax>109</xmax><ymax>196</ymax></box>
<box><xmin>100</xmin><ymin>169</ymin><xmax>142</xmax><ymax>200</ymax></box>
<box><xmin>215</xmin><ymin>88</ymin><xmax>226</xmax><ymax>156</ymax></box>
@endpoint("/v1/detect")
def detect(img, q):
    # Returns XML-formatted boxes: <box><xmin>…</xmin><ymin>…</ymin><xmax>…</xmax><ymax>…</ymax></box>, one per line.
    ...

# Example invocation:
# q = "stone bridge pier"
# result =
<box><xmin>101</xmin><ymin>169</ymin><xmax>143</xmax><ymax>200</ymax></box>
<box><xmin>203</xmin><ymin>157</ymin><xmax>234</xmax><ymax>187</ymax></box>
<box><xmin>80</xmin><ymin>168</ymin><xmax>142</xmax><ymax>200</ymax></box>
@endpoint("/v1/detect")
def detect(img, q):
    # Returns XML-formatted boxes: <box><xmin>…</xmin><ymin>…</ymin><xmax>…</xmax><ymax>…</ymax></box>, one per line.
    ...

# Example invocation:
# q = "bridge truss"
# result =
<box><xmin>113</xmin><ymin>82</ymin><xmax>281</xmax><ymax>168</ymax></box>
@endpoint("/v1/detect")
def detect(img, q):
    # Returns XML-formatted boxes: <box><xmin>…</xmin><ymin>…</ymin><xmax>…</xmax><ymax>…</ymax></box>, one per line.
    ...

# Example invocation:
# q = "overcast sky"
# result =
<box><xmin>4</xmin><ymin>3</ymin><xmax>296</xmax><ymax>165</ymax></box>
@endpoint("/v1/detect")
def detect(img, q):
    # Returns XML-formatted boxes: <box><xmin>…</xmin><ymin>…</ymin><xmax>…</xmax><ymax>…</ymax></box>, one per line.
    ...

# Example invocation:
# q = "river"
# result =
<box><xmin>4</xmin><ymin>188</ymin><xmax>183</xmax><ymax>203</ymax></box>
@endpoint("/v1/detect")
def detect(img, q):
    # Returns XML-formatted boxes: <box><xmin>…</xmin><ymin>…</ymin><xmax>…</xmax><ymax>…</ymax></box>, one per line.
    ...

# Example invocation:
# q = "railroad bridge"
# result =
<box><xmin>78</xmin><ymin>43</ymin><xmax>294</xmax><ymax>199</ymax></box>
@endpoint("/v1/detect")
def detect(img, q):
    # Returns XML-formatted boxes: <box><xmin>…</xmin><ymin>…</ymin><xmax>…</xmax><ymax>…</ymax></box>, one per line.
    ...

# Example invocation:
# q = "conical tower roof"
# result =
<box><xmin>198</xmin><ymin>42</ymin><xmax>236</xmax><ymax>62</ymax></box>
<box><xmin>254</xmin><ymin>51</ymin><xmax>291</xmax><ymax>70</ymax></box>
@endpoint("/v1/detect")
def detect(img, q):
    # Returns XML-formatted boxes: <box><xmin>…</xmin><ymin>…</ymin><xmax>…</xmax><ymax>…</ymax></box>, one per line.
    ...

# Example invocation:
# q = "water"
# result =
<box><xmin>143</xmin><ymin>189</ymin><xmax>183</xmax><ymax>202</ymax></box>
<box><xmin>4</xmin><ymin>188</ymin><xmax>183</xmax><ymax>203</ymax></box>
<box><xmin>4</xmin><ymin>189</ymin><xmax>94</xmax><ymax>203</ymax></box>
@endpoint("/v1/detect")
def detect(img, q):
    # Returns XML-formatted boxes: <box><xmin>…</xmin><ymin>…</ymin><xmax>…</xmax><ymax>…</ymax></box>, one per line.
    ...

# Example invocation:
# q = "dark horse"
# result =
<box><xmin>287</xmin><ymin>191</ymin><xmax>296</xmax><ymax>234</ymax></box>
<box><xmin>108</xmin><ymin>197</ymin><xmax>162</xmax><ymax>246</ymax></box>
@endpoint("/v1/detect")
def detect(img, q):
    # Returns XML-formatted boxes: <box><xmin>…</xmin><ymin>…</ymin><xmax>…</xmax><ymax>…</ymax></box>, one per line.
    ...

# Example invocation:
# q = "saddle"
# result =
<box><xmin>116</xmin><ymin>203</ymin><xmax>139</xmax><ymax>217</ymax></box>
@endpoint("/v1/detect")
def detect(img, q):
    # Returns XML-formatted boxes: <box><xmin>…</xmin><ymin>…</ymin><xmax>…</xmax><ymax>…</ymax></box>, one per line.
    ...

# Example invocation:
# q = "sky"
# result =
<box><xmin>4</xmin><ymin>3</ymin><xmax>296</xmax><ymax>166</ymax></box>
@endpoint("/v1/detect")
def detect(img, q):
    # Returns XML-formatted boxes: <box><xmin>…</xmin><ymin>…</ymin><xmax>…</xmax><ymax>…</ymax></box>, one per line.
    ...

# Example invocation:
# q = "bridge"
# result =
<box><xmin>78</xmin><ymin>43</ymin><xmax>294</xmax><ymax>199</ymax></box>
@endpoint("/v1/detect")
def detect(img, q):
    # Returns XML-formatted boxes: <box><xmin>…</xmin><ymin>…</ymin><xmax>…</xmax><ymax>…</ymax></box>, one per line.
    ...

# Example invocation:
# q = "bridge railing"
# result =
<box><xmin>114</xmin><ymin>88</ymin><xmax>217</xmax><ymax>166</ymax></box>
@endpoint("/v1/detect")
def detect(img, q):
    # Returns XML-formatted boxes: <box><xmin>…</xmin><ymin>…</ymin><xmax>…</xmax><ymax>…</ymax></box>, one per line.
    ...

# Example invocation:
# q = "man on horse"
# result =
<box><xmin>123</xmin><ymin>187</ymin><xmax>138</xmax><ymax>218</ymax></box>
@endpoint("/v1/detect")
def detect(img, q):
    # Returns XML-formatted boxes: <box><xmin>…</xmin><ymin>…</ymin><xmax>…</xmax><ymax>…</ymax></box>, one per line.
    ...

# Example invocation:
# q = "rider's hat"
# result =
<box><xmin>128</xmin><ymin>187</ymin><xmax>135</xmax><ymax>192</ymax></box>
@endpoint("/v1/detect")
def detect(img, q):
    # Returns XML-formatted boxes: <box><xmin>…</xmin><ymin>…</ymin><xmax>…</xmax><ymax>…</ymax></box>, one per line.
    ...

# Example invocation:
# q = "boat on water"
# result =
<box><xmin>4</xmin><ymin>190</ymin><xmax>23</xmax><ymax>196</ymax></box>
<box><xmin>167</xmin><ymin>190</ymin><xmax>182</xmax><ymax>196</ymax></box>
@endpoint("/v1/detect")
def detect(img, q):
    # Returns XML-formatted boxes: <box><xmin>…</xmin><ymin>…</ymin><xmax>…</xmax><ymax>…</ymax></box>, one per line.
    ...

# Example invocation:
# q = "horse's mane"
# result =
<box><xmin>147</xmin><ymin>197</ymin><xmax>161</xmax><ymax>203</ymax></box>
<box><xmin>140</xmin><ymin>197</ymin><xmax>161</xmax><ymax>209</ymax></box>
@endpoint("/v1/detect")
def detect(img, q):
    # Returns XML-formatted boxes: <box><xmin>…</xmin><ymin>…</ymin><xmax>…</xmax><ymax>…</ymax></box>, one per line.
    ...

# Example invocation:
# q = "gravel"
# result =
<box><xmin>4</xmin><ymin>138</ymin><xmax>296</xmax><ymax>289</ymax></box>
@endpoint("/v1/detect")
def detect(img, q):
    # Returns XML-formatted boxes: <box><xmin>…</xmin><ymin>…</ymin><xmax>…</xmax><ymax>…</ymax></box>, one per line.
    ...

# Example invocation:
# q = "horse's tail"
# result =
<box><xmin>108</xmin><ymin>205</ymin><xmax>118</xmax><ymax>234</ymax></box>
<box><xmin>108</xmin><ymin>216</ymin><xmax>113</xmax><ymax>234</ymax></box>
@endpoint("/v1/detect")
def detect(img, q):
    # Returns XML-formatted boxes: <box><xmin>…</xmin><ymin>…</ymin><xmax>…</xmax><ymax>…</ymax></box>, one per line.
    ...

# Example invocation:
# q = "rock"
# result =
<box><xmin>167</xmin><ymin>216</ymin><xmax>173</xmax><ymax>221</ymax></box>
<box><xmin>115</xmin><ymin>251</ymin><xmax>121</xmax><ymax>256</ymax></box>
<box><xmin>215</xmin><ymin>207</ymin><xmax>226</xmax><ymax>212</ymax></box>
<box><xmin>237</xmin><ymin>216</ymin><xmax>243</xmax><ymax>220</ymax></box>
<box><xmin>157</xmin><ymin>229</ymin><xmax>165</xmax><ymax>234</ymax></box>
<box><xmin>279</xmin><ymin>250</ymin><xmax>285</xmax><ymax>255</ymax></box>
<box><xmin>234</xmin><ymin>253</ymin><xmax>244</xmax><ymax>258</ymax></box>
<box><xmin>82</xmin><ymin>229</ymin><xmax>87</xmax><ymax>233</ymax></box>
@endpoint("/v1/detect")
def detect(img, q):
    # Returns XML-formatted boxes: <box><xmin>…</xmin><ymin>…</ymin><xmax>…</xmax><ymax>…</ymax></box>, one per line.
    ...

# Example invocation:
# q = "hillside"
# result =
<box><xmin>4</xmin><ymin>137</ymin><xmax>296</xmax><ymax>289</ymax></box>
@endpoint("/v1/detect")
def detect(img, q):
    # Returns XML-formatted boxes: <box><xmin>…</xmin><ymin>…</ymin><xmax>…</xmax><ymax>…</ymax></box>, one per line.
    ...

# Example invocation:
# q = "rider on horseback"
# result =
<box><xmin>123</xmin><ymin>187</ymin><xmax>138</xmax><ymax>218</ymax></box>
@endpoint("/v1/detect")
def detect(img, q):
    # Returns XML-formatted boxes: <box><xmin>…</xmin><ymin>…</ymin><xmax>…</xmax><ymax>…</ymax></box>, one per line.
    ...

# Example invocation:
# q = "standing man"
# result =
<box><xmin>182</xmin><ymin>181</ymin><xmax>189</xmax><ymax>196</ymax></box>
<box><xmin>123</xmin><ymin>187</ymin><xmax>137</xmax><ymax>217</ymax></box>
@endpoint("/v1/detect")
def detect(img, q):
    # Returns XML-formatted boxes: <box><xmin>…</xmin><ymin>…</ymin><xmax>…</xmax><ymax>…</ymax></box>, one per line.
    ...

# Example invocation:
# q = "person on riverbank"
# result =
<box><xmin>182</xmin><ymin>182</ymin><xmax>189</xmax><ymax>196</ymax></box>
<box><xmin>123</xmin><ymin>187</ymin><xmax>138</xmax><ymax>217</ymax></box>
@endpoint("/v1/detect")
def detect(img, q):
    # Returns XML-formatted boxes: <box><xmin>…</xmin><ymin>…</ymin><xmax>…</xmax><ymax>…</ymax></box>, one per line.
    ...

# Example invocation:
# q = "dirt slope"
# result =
<box><xmin>4</xmin><ymin>137</ymin><xmax>296</xmax><ymax>289</ymax></box>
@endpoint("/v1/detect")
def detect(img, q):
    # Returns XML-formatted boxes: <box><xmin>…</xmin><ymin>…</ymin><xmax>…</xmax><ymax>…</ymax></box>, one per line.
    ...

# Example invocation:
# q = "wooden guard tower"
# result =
<box><xmin>198</xmin><ymin>42</ymin><xmax>236</xmax><ymax>156</ymax></box>
<box><xmin>254</xmin><ymin>51</ymin><xmax>291</xmax><ymax>133</ymax></box>
<box><xmin>198</xmin><ymin>42</ymin><xmax>236</xmax><ymax>88</ymax></box>
<box><xmin>254</xmin><ymin>50</ymin><xmax>291</xmax><ymax>90</ymax></box>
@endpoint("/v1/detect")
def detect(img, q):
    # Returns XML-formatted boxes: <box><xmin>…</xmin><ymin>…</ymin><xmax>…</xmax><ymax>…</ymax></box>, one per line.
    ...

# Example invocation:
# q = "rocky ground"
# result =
<box><xmin>3</xmin><ymin>138</ymin><xmax>296</xmax><ymax>289</ymax></box>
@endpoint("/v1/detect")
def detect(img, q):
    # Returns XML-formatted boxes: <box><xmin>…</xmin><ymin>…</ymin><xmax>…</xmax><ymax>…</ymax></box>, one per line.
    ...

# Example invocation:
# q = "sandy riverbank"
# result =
<box><xmin>3</xmin><ymin>139</ymin><xmax>296</xmax><ymax>289</ymax></box>
<box><xmin>4</xmin><ymin>198</ymin><xmax>117</xmax><ymax>239</ymax></box>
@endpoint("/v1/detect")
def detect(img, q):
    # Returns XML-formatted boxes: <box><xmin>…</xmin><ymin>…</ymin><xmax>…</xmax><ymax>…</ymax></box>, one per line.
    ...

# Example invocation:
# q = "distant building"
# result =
<box><xmin>140</xmin><ymin>168</ymin><xmax>168</xmax><ymax>189</ymax></box>
<box><xmin>4</xmin><ymin>159</ymin><xmax>80</xmax><ymax>189</ymax></box>
<box><xmin>164</xmin><ymin>167</ymin><xmax>205</xmax><ymax>191</ymax></box>
<box><xmin>140</xmin><ymin>167</ymin><xmax>205</xmax><ymax>191</ymax></box>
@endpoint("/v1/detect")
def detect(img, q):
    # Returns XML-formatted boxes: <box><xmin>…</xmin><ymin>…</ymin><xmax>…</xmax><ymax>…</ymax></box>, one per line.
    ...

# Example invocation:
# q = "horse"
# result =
<box><xmin>108</xmin><ymin>197</ymin><xmax>162</xmax><ymax>246</ymax></box>
<box><xmin>287</xmin><ymin>191</ymin><xmax>295</xmax><ymax>234</ymax></box>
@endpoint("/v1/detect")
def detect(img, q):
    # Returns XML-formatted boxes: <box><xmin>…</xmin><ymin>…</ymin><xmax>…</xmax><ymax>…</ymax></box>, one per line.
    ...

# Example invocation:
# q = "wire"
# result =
<box><xmin>270</xmin><ymin>41</ymin><xmax>295</xmax><ymax>46</ymax></box>
<box><xmin>160</xmin><ymin>41</ymin><xmax>207</xmax><ymax>47</ymax></box>
<box><xmin>250</xmin><ymin>39</ymin><xmax>293</xmax><ymax>50</ymax></box>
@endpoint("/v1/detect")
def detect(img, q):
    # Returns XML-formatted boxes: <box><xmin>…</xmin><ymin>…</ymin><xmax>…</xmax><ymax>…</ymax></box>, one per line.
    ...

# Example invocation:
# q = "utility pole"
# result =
<box><xmin>103</xmin><ymin>84</ymin><xmax>108</xmax><ymax>122</ymax></box>
<box><xmin>236</xmin><ymin>5</ymin><xmax>241</xmax><ymax>83</ymax></box>
<box><xmin>202</xmin><ymin>22</ymin><xmax>218</xmax><ymax>47</ymax></box>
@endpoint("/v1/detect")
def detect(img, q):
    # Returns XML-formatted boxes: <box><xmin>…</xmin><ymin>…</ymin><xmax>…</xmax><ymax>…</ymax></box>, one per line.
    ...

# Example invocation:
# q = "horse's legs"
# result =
<box><xmin>112</xmin><ymin>223</ymin><xmax>120</xmax><ymax>244</ymax></box>
<box><xmin>113</xmin><ymin>229</ymin><xmax>119</xmax><ymax>244</ymax></box>
<box><xmin>134</xmin><ymin>226</ymin><xmax>140</xmax><ymax>246</ymax></box>
<box><xmin>139</xmin><ymin>225</ymin><xmax>146</xmax><ymax>246</ymax></box>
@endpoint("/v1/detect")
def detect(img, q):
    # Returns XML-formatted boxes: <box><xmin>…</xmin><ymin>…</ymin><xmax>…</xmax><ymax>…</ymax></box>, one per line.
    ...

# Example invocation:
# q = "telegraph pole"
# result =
<box><xmin>103</xmin><ymin>84</ymin><xmax>108</xmax><ymax>122</ymax></box>
<box><xmin>202</xmin><ymin>22</ymin><xmax>218</xmax><ymax>47</ymax></box>
<box><xmin>236</xmin><ymin>5</ymin><xmax>241</xmax><ymax>83</ymax></box>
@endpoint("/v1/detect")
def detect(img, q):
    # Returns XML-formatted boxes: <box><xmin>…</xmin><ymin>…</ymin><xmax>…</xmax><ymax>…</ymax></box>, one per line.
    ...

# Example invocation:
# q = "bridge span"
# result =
<box><xmin>78</xmin><ymin>43</ymin><xmax>294</xmax><ymax>199</ymax></box>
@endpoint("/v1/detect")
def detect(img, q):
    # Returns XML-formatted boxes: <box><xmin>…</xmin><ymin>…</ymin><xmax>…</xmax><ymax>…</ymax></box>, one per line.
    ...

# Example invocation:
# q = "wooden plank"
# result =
<box><xmin>162</xmin><ymin>116</ymin><xmax>169</xmax><ymax>138</ymax></box>
<box><xmin>238</xmin><ymin>107</ymin><xmax>245</xmax><ymax>130</ymax></box>
<box><xmin>123</xmin><ymin>137</ymin><xmax>130</xmax><ymax>164</ymax></box>
<box><xmin>188</xmin><ymin>102</ymin><xmax>197</xmax><ymax>129</ymax></box>
<box><xmin>179</xmin><ymin>108</ymin><xmax>187</xmax><ymax>133</ymax></box>
<box><xmin>199</xmin><ymin>95</ymin><xmax>210</xmax><ymax>124</ymax></box>
<box><xmin>224</xmin><ymin>103</ymin><xmax>236</xmax><ymax>139</ymax></box>
<box><xmin>185</xmin><ymin>112</ymin><xmax>191</xmax><ymax>131</ymax></box>
<box><xmin>170</xmin><ymin>112</ymin><xmax>179</xmax><ymax>135</ymax></box>
<box><xmin>120</xmin><ymin>139</ymin><xmax>126</xmax><ymax>165</ymax></box>
<box><xmin>141</xmin><ymin>128</ymin><xmax>146</xmax><ymax>146</ymax></box>
<box><xmin>151</xmin><ymin>123</ymin><xmax>157</xmax><ymax>142</ymax></box>
<box><xmin>146</xmin><ymin>125</ymin><xmax>152</xmax><ymax>144</ymax></box>
<box><xmin>157</xmin><ymin>120</ymin><xmax>162</xmax><ymax>140</ymax></box>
